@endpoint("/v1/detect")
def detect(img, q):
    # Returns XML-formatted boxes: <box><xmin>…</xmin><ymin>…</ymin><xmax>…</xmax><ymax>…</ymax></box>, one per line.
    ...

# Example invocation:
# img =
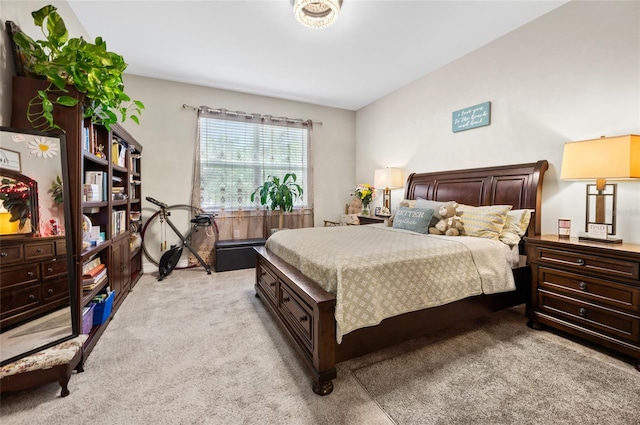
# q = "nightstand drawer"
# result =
<box><xmin>535</xmin><ymin>247</ymin><xmax>639</xmax><ymax>281</ymax></box>
<box><xmin>539</xmin><ymin>291</ymin><xmax>640</xmax><ymax>344</ymax></box>
<box><xmin>538</xmin><ymin>267</ymin><xmax>640</xmax><ymax>314</ymax></box>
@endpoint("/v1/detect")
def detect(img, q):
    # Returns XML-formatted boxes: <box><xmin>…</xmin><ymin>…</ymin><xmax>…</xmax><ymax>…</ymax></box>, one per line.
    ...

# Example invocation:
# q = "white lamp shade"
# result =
<box><xmin>374</xmin><ymin>168</ymin><xmax>403</xmax><ymax>189</ymax></box>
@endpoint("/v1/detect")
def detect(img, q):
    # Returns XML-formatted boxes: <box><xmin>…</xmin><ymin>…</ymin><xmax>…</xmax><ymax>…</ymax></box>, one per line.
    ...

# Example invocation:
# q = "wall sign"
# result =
<box><xmin>0</xmin><ymin>148</ymin><xmax>21</xmax><ymax>172</ymax></box>
<box><xmin>452</xmin><ymin>101</ymin><xmax>491</xmax><ymax>133</ymax></box>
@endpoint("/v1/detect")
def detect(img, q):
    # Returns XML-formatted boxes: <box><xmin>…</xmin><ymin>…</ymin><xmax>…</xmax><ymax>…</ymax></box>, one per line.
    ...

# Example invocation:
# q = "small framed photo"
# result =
<box><xmin>374</xmin><ymin>207</ymin><xmax>381</xmax><ymax>216</ymax></box>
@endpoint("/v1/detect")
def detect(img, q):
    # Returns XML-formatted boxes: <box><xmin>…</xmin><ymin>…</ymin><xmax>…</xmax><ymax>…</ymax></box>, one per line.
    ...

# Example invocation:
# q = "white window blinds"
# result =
<box><xmin>196</xmin><ymin>110</ymin><xmax>311</xmax><ymax>211</ymax></box>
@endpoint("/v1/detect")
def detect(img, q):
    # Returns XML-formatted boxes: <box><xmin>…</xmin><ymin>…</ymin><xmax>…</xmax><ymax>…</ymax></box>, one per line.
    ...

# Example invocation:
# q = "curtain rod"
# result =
<box><xmin>182</xmin><ymin>104</ymin><xmax>322</xmax><ymax>126</ymax></box>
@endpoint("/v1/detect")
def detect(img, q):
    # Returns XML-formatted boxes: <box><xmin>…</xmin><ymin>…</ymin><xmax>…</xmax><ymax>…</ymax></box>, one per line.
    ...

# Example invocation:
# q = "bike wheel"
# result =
<box><xmin>141</xmin><ymin>204</ymin><xmax>217</xmax><ymax>268</ymax></box>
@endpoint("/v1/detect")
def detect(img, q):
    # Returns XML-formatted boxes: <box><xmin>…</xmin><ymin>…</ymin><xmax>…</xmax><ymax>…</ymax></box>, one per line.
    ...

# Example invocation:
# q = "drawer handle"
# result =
<box><xmin>36</xmin><ymin>248</ymin><xmax>43</xmax><ymax>253</ymax></box>
<box><xmin>48</xmin><ymin>289</ymin><xmax>54</xmax><ymax>294</ymax></box>
<box><xmin>47</xmin><ymin>267</ymin><xmax>54</xmax><ymax>272</ymax></box>
<box><xmin>269</xmin><ymin>282</ymin><xmax>276</xmax><ymax>287</ymax></box>
<box><xmin>283</xmin><ymin>296</ymin><xmax>290</xmax><ymax>302</ymax></box>
<box><xmin>27</xmin><ymin>271</ymin><xmax>34</xmax><ymax>277</ymax></box>
<box><xmin>0</xmin><ymin>252</ymin><xmax>7</xmax><ymax>257</ymax></box>
<box><xmin>576</xmin><ymin>259</ymin><xmax>586</xmax><ymax>266</ymax></box>
<box><xmin>578</xmin><ymin>307</ymin><xmax>587</xmax><ymax>317</ymax></box>
<box><xmin>579</xmin><ymin>282</ymin><xmax>587</xmax><ymax>291</ymax></box>
<box><xmin>299</xmin><ymin>315</ymin><xmax>308</xmax><ymax>323</ymax></box>
<box><xmin>29</xmin><ymin>294</ymin><xmax>35</xmax><ymax>300</ymax></box>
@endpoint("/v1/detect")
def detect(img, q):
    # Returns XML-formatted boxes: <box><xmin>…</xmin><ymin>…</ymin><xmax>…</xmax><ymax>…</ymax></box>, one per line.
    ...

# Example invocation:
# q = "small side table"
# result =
<box><xmin>357</xmin><ymin>215</ymin><xmax>386</xmax><ymax>225</ymax></box>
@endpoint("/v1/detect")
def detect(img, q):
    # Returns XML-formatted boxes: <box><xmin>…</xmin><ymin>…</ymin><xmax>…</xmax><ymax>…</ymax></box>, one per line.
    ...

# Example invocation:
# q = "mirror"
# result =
<box><xmin>0</xmin><ymin>127</ymin><xmax>77</xmax><ymax>366</ymax></box>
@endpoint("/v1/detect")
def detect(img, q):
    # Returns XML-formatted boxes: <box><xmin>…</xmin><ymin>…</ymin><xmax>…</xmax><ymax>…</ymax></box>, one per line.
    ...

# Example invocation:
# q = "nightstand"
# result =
<box><xmin>357</xmin><ymin>215</ymin><xmax>386</xmax><ymax>225</ymax></box>
<box><xmin>525</xmin><ymin>235</ymin><xmax>640</xmax><ymax>371</ymax></box>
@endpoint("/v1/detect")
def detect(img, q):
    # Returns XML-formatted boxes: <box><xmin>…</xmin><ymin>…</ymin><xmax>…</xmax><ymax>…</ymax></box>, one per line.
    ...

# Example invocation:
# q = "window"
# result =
<box><xmin>196</xmin><ymin>110</ymin><xmax>311</xmax><ymax>212</ymax></box>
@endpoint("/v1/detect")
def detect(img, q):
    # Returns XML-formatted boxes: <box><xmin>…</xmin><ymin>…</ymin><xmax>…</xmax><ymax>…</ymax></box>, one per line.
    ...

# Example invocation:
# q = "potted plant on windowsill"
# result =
<box><xmin>251</xmin><ymin>173</ymin><xmax>303</xmax><ymax>232</ymax></box>
<box><xmin>6</xmin><ymin>4</ymin><xmax>143</xmax><ymax>132</ymax></box>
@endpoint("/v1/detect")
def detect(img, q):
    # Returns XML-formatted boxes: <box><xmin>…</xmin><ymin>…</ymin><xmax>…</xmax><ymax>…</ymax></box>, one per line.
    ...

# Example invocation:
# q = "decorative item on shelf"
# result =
<box><xmin>374</xmin><ymin>167</ymin><xmax>403</xmax><ymax>215</ymax></box>
<box><xmin>557</xmin><ymin>218</ymin><xmax>571</xmax><ymax>238</ymax></box>
<box><xmin>82</xmin><ymin>214</ymin><xmax>92</xmax><ymax>250</ymax></box>
<box><xmin>353</xmin><ymin>183</ymin><xmax>376</xmax><ymax>217</ymax></box>
<box><xmin>250</xmin><ymin>173</ymin><xmax>303</xmax><ymax>230</ymax></box>
<box><xmin>6</xmin><ymin>5</ymin><xmax>144</xmax><ymax>131</ymax></box>
<box><xmin>560</xmin><ymin>134</ymin><xmax>639</xmax><ymax>243</ymax></box>
<box><xmin>95</xmin><ymin>144</ymin><xmax>106</xmax><ymax>159</ymax></box>
<box><xmin>291</xmin><ymin>0</ymin><xmax>342</xmax><ymax>29</ymax></box>
<box><xmin>48</xmin><ymin>175</ymin><xmax>63</xmax><ymax>204</ymax></box>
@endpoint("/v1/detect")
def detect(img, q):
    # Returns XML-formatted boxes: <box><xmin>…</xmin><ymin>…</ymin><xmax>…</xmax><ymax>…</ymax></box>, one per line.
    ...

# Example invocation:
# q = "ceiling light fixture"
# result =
<box><xmin>292</xmin><ymin>0</ymin><xmax>342</xmax><ymax>29</ymax></box>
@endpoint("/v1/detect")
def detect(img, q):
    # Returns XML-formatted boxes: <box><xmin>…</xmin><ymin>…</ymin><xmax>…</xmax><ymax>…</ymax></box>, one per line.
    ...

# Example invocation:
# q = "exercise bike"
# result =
<box><xmin>145</xmin><ymin>197</ymin><xmax>214</xmax><ymax>280</ymax></box>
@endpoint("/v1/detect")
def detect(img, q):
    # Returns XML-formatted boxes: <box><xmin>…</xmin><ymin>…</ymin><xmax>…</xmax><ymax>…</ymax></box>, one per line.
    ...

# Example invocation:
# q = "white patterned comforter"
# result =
<box><xmin>266</xmin><ymin>224</ymin><xmax>517</xmax><ymax>342</ymax></box>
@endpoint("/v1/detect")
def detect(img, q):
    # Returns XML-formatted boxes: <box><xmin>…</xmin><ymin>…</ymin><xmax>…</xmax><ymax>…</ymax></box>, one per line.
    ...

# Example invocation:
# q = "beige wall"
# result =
<box><xmin>357</xmin><ymin>0</ymin><xmax>640</xmax><ymax>243</ymax></box>
<box><xmin>0</xmin><ymin>1</ymin><xmax>356</xmax><ymax>267</ymax></box>
<box><xmin>3</xmin><ymin>1</ymin><xmax>639</xmax><ymax>245</ymax></box>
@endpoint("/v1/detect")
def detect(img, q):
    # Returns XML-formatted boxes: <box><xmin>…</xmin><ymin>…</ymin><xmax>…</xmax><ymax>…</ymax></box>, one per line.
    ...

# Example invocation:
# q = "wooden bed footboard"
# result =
<box><xmin>254</xmin><ymin>160</ymin><xmax>548</xmax><ymax>395</ymax></box>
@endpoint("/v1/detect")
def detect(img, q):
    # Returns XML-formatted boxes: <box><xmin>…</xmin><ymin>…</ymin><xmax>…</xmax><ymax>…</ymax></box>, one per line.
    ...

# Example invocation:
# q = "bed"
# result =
<box><xmin>254</xmin><ymin>160</ymin><xmax>548</xmax><ymax>395</ymax></box>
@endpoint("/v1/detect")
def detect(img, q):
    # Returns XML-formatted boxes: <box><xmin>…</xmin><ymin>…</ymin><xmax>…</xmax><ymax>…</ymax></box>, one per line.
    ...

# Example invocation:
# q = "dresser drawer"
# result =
<box><xmin>43</xmin><ymin>278</ymin><xmax>70</xmax><ymax>302</ymax></box>
<box><xmin>257</xmin><ymin>264</ymin><xmax>278</xmax><ymax>305</ymax></box>
<box><xmin>535</xmin><ymin>247</ymin><xmax>639</xmax><ymax>281</ymax></box>
<box><xmin>538</xmin><ymin>267</ymin><xmax>640</xmax><ymax>314</ymax></box>
<box><xmin>280</xmin><ymin>284</ymin><xmax>313</xmax><ymax>352</ymax></box>
<box><xmin>41</xmin><ymin>258</ymin><xmax>68</xmax><ymax>279</ymax></box>
<box><xmin>0</xmin><ymin>264</ymin><xmax>39</xmax><ymax>289</ymax></box>
<box><xmin>55</xmin><ymin>239</ymin><xmax>67</xmax><ymax>256</ymax></box>
<box><xmin>0</xmin><ymin>284</ymin><xmax>41</xmax><ymax>319</ymax></box>
<box><xmin>24</xmin><ymin>242</ymin><xmax>55</xmax><ymax>261</ymax></box>
<box><xmin>0</xmin><ymin>244</ymin><xmax>23</xmax><ymax>265</ymax></box>
<box><xmin>539</xmin><ymin>291</ymin><xmax>640</xmax><ymax>344</ymax></box>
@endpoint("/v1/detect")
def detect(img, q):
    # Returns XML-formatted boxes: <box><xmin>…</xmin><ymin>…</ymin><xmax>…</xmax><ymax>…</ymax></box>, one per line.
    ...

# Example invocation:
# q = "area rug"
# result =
<box><xmin>351</xmin><ymin>308</ymin><xmax>640</xmax><ymax>425</ymax></box>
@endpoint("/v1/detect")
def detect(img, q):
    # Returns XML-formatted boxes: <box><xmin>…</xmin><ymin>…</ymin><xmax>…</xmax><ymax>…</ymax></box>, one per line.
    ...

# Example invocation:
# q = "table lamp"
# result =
<box><xmin>374</xmin><ymin>168</ymin><xmax>403</xmax><ymax>215</ymax></box>
<box><xmin>560</xmin><ymin>134</ymin><xmax>639</xmax><ymax>243</ymax></box>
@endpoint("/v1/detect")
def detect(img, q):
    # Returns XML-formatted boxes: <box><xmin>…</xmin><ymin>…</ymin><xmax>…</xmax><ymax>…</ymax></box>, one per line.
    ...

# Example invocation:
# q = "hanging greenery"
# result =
<box><xmin>7</xmin><ymin>4</ymin><xmax>144</xmax><ymax>131</ymax></box>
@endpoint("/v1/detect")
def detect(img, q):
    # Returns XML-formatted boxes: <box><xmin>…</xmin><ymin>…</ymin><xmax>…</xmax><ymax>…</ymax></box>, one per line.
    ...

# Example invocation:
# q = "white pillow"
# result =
<box><xmin>499</xmin><ymin>209</ymin><xmax>533</xmax><ymax>246</ymax></box>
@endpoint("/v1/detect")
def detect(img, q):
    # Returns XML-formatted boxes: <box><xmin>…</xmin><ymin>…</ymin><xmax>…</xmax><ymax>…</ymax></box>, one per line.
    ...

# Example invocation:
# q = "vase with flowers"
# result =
<box><xmin>353</xmin><ymin>183</ymin><xmax>376</xmax><ymax>216</ymax></box>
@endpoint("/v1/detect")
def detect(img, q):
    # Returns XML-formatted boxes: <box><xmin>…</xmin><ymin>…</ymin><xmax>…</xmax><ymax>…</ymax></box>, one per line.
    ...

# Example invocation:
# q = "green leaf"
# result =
<box><xmin>129</xmin><ymin>115</ymin><xmax>140</xmax><ymax>125</ymax></box>
<box><xmin>56</xmin><ymin>95</ymin><xmax>79</xmax><ymax>106</ymax></box>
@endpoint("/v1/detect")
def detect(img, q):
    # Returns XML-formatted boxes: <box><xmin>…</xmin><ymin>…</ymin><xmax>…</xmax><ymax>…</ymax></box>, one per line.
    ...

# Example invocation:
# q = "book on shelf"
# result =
<box><xmin>83</xmin><ymin>263</ymin><xmax>106</xmax><ymax>279</ymax></box>
<box><xmin>82</xmin><ymin>256</ymin><xmax>102</xmax><ymax>276</ymax></box>
<box><xmin>83</xmin><ymin>271</ymin><xmax>108</xmax><ymax>291</ymax></box>
<box><xmin>85</xmin><ymin>171</ymin><xmax>107</xmax><ymax>201</ymax></box>
<box><xmin>83</xmin><ymin>184</ymin><xmax>101</xmax><ymax>202</ymax></box>
<box><xmin>111</xmin><ymin>210</ymin><xmax>128</xmax><ymax>236</ymax></box>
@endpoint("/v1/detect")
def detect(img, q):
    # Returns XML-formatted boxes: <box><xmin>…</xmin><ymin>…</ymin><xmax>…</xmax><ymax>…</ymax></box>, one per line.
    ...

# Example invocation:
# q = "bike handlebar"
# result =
<box><xmin>146</xmin><ymin>196</ymin><xmax>168</xmax><ymax>208</ymax></box>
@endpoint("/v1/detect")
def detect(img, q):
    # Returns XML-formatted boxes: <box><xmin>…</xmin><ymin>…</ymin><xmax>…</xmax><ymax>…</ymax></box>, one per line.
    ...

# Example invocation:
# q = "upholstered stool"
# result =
<box><xmin>0</xmin><ymin>334</ymin><xmax>87</xmax><ymax>397</ymax></box>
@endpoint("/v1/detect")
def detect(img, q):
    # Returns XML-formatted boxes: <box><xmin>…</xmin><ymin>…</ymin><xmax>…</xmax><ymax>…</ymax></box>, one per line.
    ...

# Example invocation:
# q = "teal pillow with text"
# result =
<box><xmin>392</xmin><ymin>207</ymin><xmax>435</xmax><ymax>234</ymax></box>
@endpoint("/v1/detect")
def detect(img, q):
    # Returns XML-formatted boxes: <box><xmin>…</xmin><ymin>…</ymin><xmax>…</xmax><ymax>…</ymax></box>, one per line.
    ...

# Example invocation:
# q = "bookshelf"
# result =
<box><xmin>11</xmin><ymin>76</ymin><xmax>144</xmax><ymax>357</ymax></box>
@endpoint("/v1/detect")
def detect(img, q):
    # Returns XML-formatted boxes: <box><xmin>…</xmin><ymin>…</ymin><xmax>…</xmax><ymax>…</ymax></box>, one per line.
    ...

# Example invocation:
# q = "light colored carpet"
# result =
<box><xmin>352</xmin><ymin>308</ymin><xmax>640</xmax><ymax>425</ymax></box>
<box><xmin>1</xmin><ymin>268</ymin><xmax>638</xmax><ymax>425</ymax></box>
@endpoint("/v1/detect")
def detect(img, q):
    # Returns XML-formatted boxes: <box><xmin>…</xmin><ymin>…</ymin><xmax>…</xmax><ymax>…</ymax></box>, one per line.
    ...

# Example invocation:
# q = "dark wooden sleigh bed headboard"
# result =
<box><xmin>404</xmin><ymin>160</ymin><xmax>549</xmax><ymax>235</ymax></box>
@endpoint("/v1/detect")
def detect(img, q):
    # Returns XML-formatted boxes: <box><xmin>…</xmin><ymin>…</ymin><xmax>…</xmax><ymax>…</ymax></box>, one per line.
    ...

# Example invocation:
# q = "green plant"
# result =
<box><xmin>49</xmin><ymin>175</ymin><xmax>63</xmax><ymax>204</ymax></box>
<box><xmin>9</xmin><ymin>5</ymin><xmax>144</xmax><ymax>131</ymax></box>
<box><xmin>250</xmin><ymin>173</ymin><xmax>303</xmax><ymax>229</ymax></box>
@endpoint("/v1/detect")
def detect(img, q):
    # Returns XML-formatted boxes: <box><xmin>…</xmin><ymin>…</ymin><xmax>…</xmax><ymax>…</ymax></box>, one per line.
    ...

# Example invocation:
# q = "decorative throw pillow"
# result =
<box><xmin>415</xmin><ymin>198</ymin><xmax>448</xmax><ymax>226</ymax></box>
<box><xmin>392</xmin><ymin>207</ymin><xmax>435</xmax><ymax>234</ymax></box>
<box><xmin>457</xmin><ymin>204</ymin><xmax>512</xmax><ymax>240</ymax></box>
<box><xmin>499</xmin><ymin>209</ymin><xmax>533</xmax><ymax>246</ymax></box>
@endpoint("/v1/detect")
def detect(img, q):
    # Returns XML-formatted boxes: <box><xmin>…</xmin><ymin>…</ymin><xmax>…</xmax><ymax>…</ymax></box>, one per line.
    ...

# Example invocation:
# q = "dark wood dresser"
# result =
<box><xmin>525</xmin><ymin>235</ymin><xmax>640</xmax><ymax>371</ymax></box>
<box><xmin>0</xmin><ymin>236</ymin><xmax>69</xmax><ymax>330</ymax></box>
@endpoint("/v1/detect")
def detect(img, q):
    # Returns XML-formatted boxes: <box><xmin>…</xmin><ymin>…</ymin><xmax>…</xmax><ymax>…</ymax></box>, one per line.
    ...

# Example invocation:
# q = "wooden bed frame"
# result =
<box><xmin>254</xmin><ymin>160</ymin><xmax>548</xmax><ymax>395</ymax></box>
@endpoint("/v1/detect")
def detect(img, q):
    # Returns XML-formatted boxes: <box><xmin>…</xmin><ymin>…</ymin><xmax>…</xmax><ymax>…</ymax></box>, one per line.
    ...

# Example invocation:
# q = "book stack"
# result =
<box><xmin>82</xmin><ymin>258</ymin><xmax>108</xmax><ymax>291</ymax></box>
<box><xmin>85</xmin><ymin>171</ymin><xmax>107</xmax><ymax>201</ymax></box>
<box><xmin>112</xmin><ymin>186</ymin><xmax>127</xmax><ymax>200</ymax></box>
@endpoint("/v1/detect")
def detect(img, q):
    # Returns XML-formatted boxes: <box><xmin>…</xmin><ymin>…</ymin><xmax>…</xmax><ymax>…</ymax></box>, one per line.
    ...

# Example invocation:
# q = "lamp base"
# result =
<box><xmin>577</xmin><ymin>233</ymin><xmax>623</xmax><ymax>244</ymax></box>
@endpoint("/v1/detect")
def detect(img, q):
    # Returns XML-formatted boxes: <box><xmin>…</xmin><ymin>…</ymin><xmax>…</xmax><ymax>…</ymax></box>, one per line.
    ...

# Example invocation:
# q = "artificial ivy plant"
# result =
<box><xmin>250</xmin><ymin>173</ymin><xmax>304</xmax><ymax>230</ymax></box>
<box><xmin>8</xmin><ymin>4</ymin><xmax>144</xmax><ymax>131</ymax></box>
